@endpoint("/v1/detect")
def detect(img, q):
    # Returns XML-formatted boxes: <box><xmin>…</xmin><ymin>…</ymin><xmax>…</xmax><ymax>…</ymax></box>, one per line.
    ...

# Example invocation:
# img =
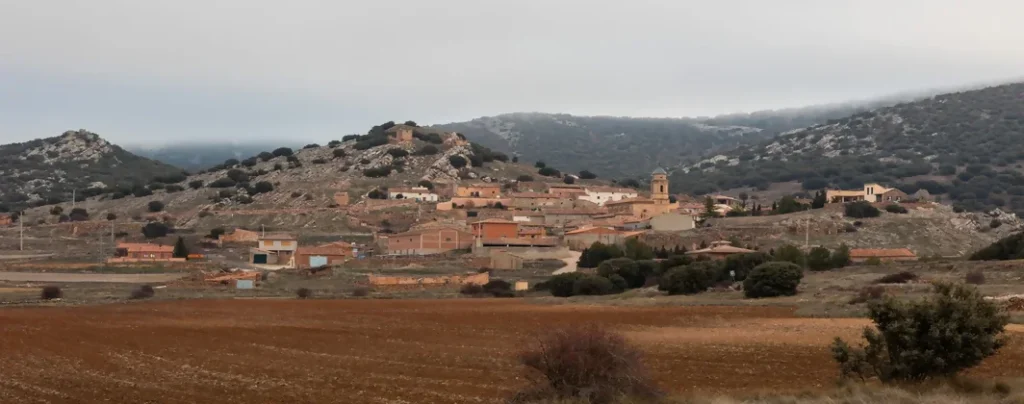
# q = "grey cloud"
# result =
<box><xmin>0</xmin><ymin>0</ymin><xmax>1022</xmax><ymax>144</ymax></box>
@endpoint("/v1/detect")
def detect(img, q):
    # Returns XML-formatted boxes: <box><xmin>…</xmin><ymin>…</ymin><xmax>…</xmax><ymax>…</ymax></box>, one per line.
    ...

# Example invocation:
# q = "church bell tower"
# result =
<box><xmin>651</xmin><ymin>168</ymin><xmax>669</xmax><ymax>205</ymax></box>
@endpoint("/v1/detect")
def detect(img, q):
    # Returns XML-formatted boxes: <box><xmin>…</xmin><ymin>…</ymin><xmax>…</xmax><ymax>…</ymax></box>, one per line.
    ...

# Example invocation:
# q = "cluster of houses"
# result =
<box><xmin>379</xmin><ymin>168</ymin><xmax>702</xmax><ymax>256</ymax></box>
<box><xmin>99</xmin><ymin>172</ymin><xmax>924</xmax><ymax>271</ymax></box>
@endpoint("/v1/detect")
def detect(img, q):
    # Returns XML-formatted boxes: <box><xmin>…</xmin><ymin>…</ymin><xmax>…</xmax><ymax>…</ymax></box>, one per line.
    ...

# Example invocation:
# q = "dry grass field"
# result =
<box><xmin>1</xmin><ymin>299</ymin><xmax>1023</xmax><ymax>403</ymax></box>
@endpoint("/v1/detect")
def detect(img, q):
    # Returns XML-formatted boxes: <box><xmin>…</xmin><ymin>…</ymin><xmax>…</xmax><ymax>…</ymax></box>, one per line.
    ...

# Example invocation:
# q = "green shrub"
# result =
<box><xmin>296</xmin><ymin>287</ymin><xmax>312</xmax><ymax>299</ymax></box>
<box><xmin>571</xmin><ymin>275</ymin><xmax>615</xmax><ymax>296</ymax></box>
<box><xmin>653</xmin><ymin>256</ymin><xmax>686</xmax><ymax>276</ymax></box>
<box><xmin>416</xmin><ymin>145</ymin><xmax>439</xmax><ymax>156</ymax></box>
<box><xmin>723</xmin><ymin>252</ymin><xmax>769</xmax><ymax>281</ymax></box>
<box><xmin>634</xmin><ymin>260</ymin><xmax>658</xmax><ymax>284</ymax></box>
<box><xmin>743</xmin><ymin>262</ymin><xmax>803</xmax><ymax>298</ymax></box>
<box><xmin>141</xmin><ymin>222</ymin><xmax>170</xmax><ymax>239</ymax></box>
<box><xmin>970</xmin><ymin>232</ymin><xmax>1024</xmax><ymax>260</ymax></box>
<box><xmin>129</xmin><ymin>285</ymin><xmax>155</xmax><ymax>300</ymax></box>
<box><xmin>845</xmin><ymin>201</ymin><xmax>881</xmax><ymax>218</ymax></box>
<box><xmin>596</xmin><ymin>258</ymin><xmax>641</xmax><ymax>288</ymax></box>
<box><xmin>547</xmin><ymin>273</ymin><xmax>585</xmax><ymax>297</ymax></box>
<box><xmin>41</xmin><ymin>286</ymin><xmax>62</xmax><ymax>300</ymax></box>
<box><xmin>659</xmin><ymin>265</ymin><xmax>716</xmax><ymax>295</ymax></box>
<box><xmin>831</xmin><ymin>283</ymin><xmax>1008</xmax><ymax>382</ymax></box>
<box><xmin>483</xmin><ymin>280</ymin><xmax>515</xmax><ymax>298</ymax></box>
<box><xmin>606</xmin><ymin>274</ymin><xmax>628</xmax><ymax>293</ymax></box>
<box><xmin>884</xmin><ymin>204</ymin><xmax>908</xmax><ymax>214</ymax></box>
<box><xmin>773</xmin><ymin>244</ymin><xmax>806</xmax><ymax>267</ymax></box>
<box><xmin>806</xmin><ymin>246</ymin><xmax>833</xmax><ymax>271</ymax></box>
<box><xmin>449</xmin><ymin>155</ymin><xmax>468</xmax><ymax>169</ymax></box>
<box><xmin>516</xmin><ymin>175</ymin><xmax>534</xmax><ymax>182</ymax></box>
<box><xmin>272</xmin><ymin>147</ymin><xmax>293</xmax><ymax>157</ymax></box>
<box><xmin>831</xmin><ymin>244</ymin><xmax>851</xmax><ymax>268</ymax></box>
<box><xmin>387</xmin><ymin>148</ymin><xmax>409</xmax><ymax>158</ymax></box>
<box><xmin>874</xmin><ymin>271</ymin><xmax>918</xmax><ymax>284</ymax></box>
<box><xmin>865</xmin><ymin>257</ymin><xmax>882</xmax><ymax>265</ymax></box>
<box><xmin>147</xmin><ymin>201</ymin><xmax>165</xmax><ymax>212</ymax></box>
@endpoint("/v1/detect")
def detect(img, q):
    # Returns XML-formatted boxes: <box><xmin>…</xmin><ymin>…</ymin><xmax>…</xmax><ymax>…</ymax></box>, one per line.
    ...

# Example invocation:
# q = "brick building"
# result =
<box><xmin>386</xmin><ymin>226</ymin><xmax>473</xmax><ymax>256</ymax></box>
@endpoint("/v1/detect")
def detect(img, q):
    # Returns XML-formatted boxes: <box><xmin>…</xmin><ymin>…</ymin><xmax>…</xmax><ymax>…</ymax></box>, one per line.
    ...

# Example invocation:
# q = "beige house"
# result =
<box><xmin>827</xmin><ymin>183</ymin><xmax>909</xmax><ymax>204</ymax></box>
<box><xmin>254</xmin><ymin>233</ymin><xmax>298</xmax><ymax>265</ymax></box>
<box><xmin>649</xmin><ymin>212</ymin><xmax>696</xmax><ymax>232</ymax></box>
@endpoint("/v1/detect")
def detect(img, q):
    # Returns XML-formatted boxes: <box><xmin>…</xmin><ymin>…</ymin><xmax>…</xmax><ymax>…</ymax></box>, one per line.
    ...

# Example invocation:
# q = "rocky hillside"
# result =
<box><xmin>0</xmin><ymin>130</ymin><xmax>184</xmax><ymax>212</ymax></box>
<box><xmin>671</xmin><ymin>82</ymin><xmax>1024</xmax><ymax>213</ymax></box>
<box><xmin>15</xmin><ymin>122</ymin><xmax>561</xmax><ymax>233</ymax></box>
<box><xmin>431</xmin><ymin>101</ymin><xmax>913</xmax><ymax>180</ymax></box>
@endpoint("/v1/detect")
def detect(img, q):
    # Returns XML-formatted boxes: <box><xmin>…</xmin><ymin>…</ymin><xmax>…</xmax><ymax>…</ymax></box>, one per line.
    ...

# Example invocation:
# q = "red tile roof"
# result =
<box><xmin>116</xmin><ymin>243</ymin><xmax>174</xmax><ymax>253</ymax></box>
<box><xmin>605</xmin><ymin>197</ymin><xmax>655</xmax><ymax>206</ymax></box>
<box><xmin>471</xmin><ymin>218</ymin><xmax>519</xmax><ymax>225</ymax></box>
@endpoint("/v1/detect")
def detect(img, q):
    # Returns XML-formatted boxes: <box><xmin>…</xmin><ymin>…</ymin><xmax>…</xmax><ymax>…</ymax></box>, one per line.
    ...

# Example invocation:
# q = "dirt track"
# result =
<box><xmin>0</xmin><ymin>272</ymin><xmax>185</xmax><ymax>283</ymax></box>
<box><xmin>0</xmin><ymin>300</ymin><xmax>1021</xmax><ymax>403</ymax></box>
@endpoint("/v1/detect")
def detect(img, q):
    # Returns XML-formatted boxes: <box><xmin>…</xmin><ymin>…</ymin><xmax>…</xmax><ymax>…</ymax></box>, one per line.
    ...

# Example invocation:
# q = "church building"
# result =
<box><xmin>604</xmin><ymin>168</ymin><xmax>679</xmax><ymax>219</ymax></box>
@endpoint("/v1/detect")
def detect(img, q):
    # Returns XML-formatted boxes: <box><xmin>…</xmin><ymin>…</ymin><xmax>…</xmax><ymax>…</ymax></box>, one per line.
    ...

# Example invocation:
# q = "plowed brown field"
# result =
<box><xmin>1</xmin><ymin>299</ymin><xmax>1022</xmax><ymax>403</ymax></box>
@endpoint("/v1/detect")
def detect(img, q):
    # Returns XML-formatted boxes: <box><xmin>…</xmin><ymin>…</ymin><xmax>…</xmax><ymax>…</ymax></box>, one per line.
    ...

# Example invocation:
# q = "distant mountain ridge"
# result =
<box><xmin>670</xmin><ymin>82</ymin><xmax>1024</xmax><ymax>214</ymax></box>
<box><xmin>0</xmin><ymin>130</ymin><xmax>184</xmax><ymax>211</ymax></box>
<box><xmin>130</xmin><ymin>142</ymin><xmax>293</xmax><ymax>171</ymax></box>
<box><xmin>431</xmin><ymin>101</ymin><xmax>912</xmax><ymax>180</ymax></box>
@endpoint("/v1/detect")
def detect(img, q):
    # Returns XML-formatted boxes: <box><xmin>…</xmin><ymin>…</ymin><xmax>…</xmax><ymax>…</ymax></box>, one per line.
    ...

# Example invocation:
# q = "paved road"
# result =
<box><xmin>0</xmin><ymin>272</ymin><xmax>185</xmax><ymax>284</ymax></box>
<box><xmin>553</xmin><ymin>251</ymin><xmax>581</xmax><ymax>275</ymax></box>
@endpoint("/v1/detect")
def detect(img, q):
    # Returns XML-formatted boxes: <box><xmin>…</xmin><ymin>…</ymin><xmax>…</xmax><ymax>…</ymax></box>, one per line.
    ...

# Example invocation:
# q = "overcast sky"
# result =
<box><xmin>1</xmin><ymin>0</ymin><xmax>1022</xmax><ymax>146</ymax></box>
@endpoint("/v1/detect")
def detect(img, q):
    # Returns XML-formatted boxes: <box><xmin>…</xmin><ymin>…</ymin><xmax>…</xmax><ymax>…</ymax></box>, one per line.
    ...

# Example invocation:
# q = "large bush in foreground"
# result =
<box><xmin>596</xmin><ymin>258</ymin><xmax>641</xmax><ymax>288</ymax></box>
<box><xmin>831</xmin><ymin>283</ymin><xmax>1008</xmax><ymax>382</ymax></box>
<box><xmin>511</xmin><ymin>325</ymin><xmax>659</xmax><ymax>404</ymax></box>
<box><xmin>743</xmin><ymin>262</ymin><xmax>803</xmax><ymax>298</ymax></box>
<box><xmin>658</xmin><ymin>265</ymin><xmax>716</xmax><ymax>295</ymax></box>
<box><xmin>547</xmin><ymin>273</ymin><xmax>585</xmax><ymax>297</ymax></box>
<box><xmin>572</xmin><ymin>275</ymin><xmax>615</xmax><ymax>296</ymax></box>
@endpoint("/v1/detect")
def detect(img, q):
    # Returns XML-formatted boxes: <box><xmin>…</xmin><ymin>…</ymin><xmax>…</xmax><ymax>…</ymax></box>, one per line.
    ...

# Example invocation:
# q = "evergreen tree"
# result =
<box><xmin>811</xmin><ymin>190</ymin><xmax>827</xmax><ymax>209</ymax></box>
<box><xmin>702</xmin><ymin>196</ymin><xmax>718</xmax><ymax>219</ymax></box>
<box><xmin>577</xmin><ymin>247</ymin><xmax>591</xmax><ymax>268</ymax></box>
<box><xmin>172</xmin><ymin>236</ymin><xmax>189</xmax><ymax>258</ymax></box>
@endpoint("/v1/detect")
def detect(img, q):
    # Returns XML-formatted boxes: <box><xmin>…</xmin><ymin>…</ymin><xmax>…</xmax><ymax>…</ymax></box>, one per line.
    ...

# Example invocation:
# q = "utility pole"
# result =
<box><xmin>71</xmin><ymin>189</ymin><xmax>76</xmax><ymax>211</ymax></box>
<box><xmin>261</xmin><ymin>224</ymin><xmax>265</xmax><ymax>237</ymax></box>
<box><xmin>110</xmin><ymin>221</ymin><xmax>115</xmax><ymax>246</ymax></box>
<box><xmin>805</xmin><ymin>218</ymin><xmax>810</xmax><ymax>248</ymax></box>
<box><xmin>19</xmin><ymin>210</ymin><xmax>24</xmax><ymax>251</ymax></box>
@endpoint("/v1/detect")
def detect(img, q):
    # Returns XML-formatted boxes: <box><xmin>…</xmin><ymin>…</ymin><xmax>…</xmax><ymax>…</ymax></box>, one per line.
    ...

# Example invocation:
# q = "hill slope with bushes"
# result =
<box><xmin>0</xmin><ymin>130</ymin><xmax>185</xmax><ymax>212</ymax></box>
<box><xmin>670</xmin><ymin>82</ymin><xmax>1024</xmax><ymax>213</ymax></box>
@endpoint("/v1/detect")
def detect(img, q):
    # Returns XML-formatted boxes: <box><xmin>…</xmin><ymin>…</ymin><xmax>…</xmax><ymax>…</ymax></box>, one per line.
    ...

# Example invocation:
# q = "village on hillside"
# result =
<box><xmin>0</xmin><ymin>121</ymin><xmax>1017</xmax><ymax>299</ymax></box>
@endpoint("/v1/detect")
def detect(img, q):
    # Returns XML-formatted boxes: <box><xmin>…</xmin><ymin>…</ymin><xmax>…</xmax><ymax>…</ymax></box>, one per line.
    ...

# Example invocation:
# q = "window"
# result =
<box><xmin>660</xmin><ymin>185</ymin><xmax>664</xmax><ymax>193</ymax></box>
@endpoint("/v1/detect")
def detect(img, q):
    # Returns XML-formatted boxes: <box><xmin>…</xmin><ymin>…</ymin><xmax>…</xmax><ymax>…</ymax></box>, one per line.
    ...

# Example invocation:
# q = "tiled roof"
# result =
<box><xmin>686</xmin><ymin>245</ymin><xmax>757</xmax><ymax>255</ymax></box>
<box><xmin>392</xmin><ymin>226</ymin><xmax>469</xmax><ymax>237</ymax></box>
<box><xmin>565</xmin><ymin>226</ymin><xmax>620</xmax><ymax>235</ymax></box>
<box><xmin>605</xmin><ymin>197</ymin><xmax>654</xmax><ymax>206</ymax></box>
<box><xmin>260</xmin><ymin>233</ymin><xmax>296</xmax><ymax>241</ymax></box>
<box><xmin>511</xmin><ymin>192</ymin><xmax>561</xmax><ymax>198</ymax></box>
<box><xmin>480</xmin><ymin>237</ymin><xmax>558</xmax><ymax>247</ymax></box>
<box><xmin>471</xmin><ymin>218</ymin><xmax>518</xmax><ymax>225</ymax></box>
<box><xmin>584</xmin><ymin>186</ymin><xmax>638</xmax><ymax>193</ymax></box>
<box><xmin>850</xmin><ymin>248</ymin><xmax>917</xmax><ymax>258</ymax></box>
<box><xmin>116</xmin><ymin>243</ymin><xmax>173</xmax><ymax>253</ymax></box>
<box><xmin>543</xmin><ymin>208</ymin><xmax>606</xmax><ymax>215</ymax></box>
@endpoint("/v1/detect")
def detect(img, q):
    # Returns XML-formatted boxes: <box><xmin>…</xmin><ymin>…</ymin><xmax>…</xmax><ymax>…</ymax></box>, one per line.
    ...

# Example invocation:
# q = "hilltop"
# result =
<box><xmin>0</xmin><ymin>130</ymin><xmax>184</xmax><ymax>212</ymax></box>
<box><xmin>670</xmin><ymin>82</ymin><xmax>1024</xmax><ymax>214</ymax></box>
<box><xmin>12</xmin><ymin>121</ymin><xmax>597</xmax><ymax>241</ymax></box>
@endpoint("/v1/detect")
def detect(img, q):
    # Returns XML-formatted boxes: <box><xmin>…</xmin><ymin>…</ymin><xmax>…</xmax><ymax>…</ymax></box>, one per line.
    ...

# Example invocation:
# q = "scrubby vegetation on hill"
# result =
<box><xmin>0</xmin><ymin>130</ymin><xmax>184</xmax><ymax>212</ymax></box>
<box><xmin>672</xmin><ymin>82</ymin><xmax>1024</xmax><ymax>214</ymax></box>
